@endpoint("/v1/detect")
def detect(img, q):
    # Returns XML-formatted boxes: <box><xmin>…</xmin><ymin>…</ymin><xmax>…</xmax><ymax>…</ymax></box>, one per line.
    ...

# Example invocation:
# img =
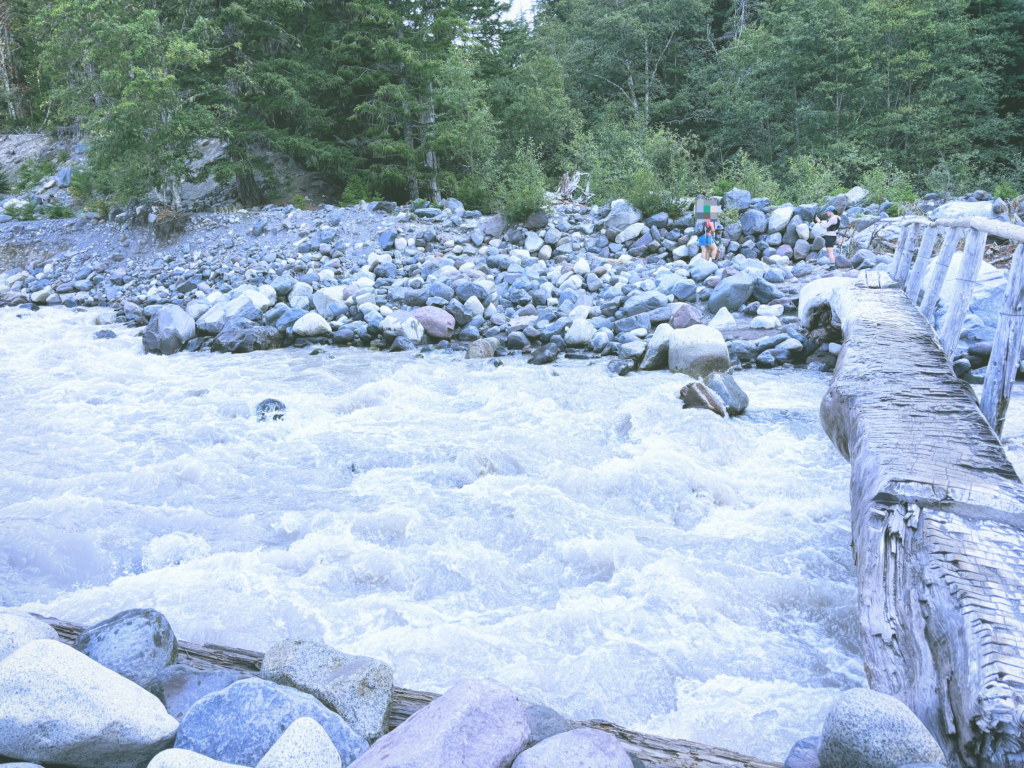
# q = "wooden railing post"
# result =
<box><xmin>980</xmin><ymin>243</ymin><xmax>1024</xmax><ymax>435</ymax></box>
<box><xmin>905</xmin><ymin>225</ymin><xmax>939</xmax><ymax>305</ymax></box>
<box><xmin>921</xmin><ymin>227</ymin><xmax>961</xmax><ymax>326</ymax></box>
<box><xmin>940</xmin><ymin>227</ymin><xmax>988</xmax><ymax>361</ymax></box>
<box><xmin>893</xmin><ymin>222</ymin><xmax>920</xmax><ymax>287</ymax></box>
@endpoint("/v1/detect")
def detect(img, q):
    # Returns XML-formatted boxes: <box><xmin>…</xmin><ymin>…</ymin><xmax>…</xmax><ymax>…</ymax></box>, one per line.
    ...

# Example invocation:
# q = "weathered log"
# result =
<box><xmin>921</xmin><ymin>227</ymin><xmax>962</xmax><ymax>326</ymax></box>
<box><xmin>33</xmin><ymin>615</ymin><xmax>781</xmax><ymax>768</ymax></box>
<box><xmin>820</xmin><ymin>283</ymin><xmax>1024</xmax><ymax>768</ymax></box>
<box><xmin>980</xmin><ymin>244</ymin><xmax>1024</xmax><ymax>435</ymax></box>
<box><xmin>894</xmin><ymin>222</ymin><xmax>921</xmax><ymax>288</ymax></box>
<box><xmin>905</xmin><ymin>225</ymin><xmax>939</xmax><ymax>305</ymax></box>
<box><xmin>891</xmin><ymin>223</ymin><xmax>918</xmax><ymax>286</ymax></box>
<box><xmin>932</xmin><ymin>217</ymin><xmax>1024</xmax><ymax>243</ymax></box>
<box><xmin>940</xmin><ymin>227</ymin><xmax>988</xmax><ymax>360</ymax></box>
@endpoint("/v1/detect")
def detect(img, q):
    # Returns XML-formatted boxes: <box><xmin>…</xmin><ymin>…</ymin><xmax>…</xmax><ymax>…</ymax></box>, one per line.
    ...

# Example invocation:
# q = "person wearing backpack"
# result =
<box><xmin>697</xmin><ymin>217</ymin><xmax>720</xmax><ymax>262</ymax></box>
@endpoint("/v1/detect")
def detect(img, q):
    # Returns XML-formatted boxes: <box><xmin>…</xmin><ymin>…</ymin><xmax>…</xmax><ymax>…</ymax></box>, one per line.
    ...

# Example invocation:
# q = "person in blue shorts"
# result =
<box><xmin>695</xmin><ymin>201</ymin><xmax>721</xmax><ymax>261</ymax></box>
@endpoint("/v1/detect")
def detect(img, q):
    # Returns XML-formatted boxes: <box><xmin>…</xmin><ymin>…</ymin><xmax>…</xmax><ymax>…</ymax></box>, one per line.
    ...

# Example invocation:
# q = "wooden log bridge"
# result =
<box><xmin>33</xmin><ymin>615</ymin><xmax>781</xmax><ymax>768</ymax></box>
<box><xmin>885</xmin><ymin>215</ymin><xmax>1024</xmax><ymax>435</ymax></box>
<box><xmin>819</xmin><ymin>280</ymin><xmax>1024</xmax><ymax>768</ymax></box>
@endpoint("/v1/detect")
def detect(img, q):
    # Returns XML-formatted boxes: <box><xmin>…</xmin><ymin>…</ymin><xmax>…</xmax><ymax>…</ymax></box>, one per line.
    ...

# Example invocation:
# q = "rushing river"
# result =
<box><xmin>0</xmin><ymin>306</ymin><xmax>863</xmax><ymax>761</ymax></box>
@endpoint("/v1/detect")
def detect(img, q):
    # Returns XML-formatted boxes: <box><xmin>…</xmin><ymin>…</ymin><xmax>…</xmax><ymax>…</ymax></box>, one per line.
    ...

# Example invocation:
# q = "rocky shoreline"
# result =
<box><xmin>0</xmin><ymin>607</ymin><xmax>946</xmax><ymax>768</ymax></box>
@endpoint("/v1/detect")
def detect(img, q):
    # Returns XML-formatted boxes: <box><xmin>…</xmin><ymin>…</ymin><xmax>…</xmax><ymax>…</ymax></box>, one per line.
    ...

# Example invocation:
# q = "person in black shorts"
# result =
<box><xmin>815</xmin><ymin>205</ymin><xmax>840</xmax><ymax>266</ymax></box>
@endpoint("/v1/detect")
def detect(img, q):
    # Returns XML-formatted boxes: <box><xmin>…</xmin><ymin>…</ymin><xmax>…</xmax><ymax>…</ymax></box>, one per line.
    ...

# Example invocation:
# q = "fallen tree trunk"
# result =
<box><xmin>819</xmin><ymin>282</ymin><xmax>1024</xmax><ymax>768</ymax></box>
<box><xmin>35</xmin><ymin>615</ymin><xmax>781</xmax><ymax>768</ymax></box>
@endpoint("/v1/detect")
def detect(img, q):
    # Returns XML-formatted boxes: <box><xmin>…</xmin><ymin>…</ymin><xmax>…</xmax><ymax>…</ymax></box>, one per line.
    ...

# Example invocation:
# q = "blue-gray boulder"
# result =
<box><xmin>704</xmin><ymin>372</ymin><xmax>749</xmax><ymax>416</ymax></box>
<box><xmin>175</xmin><ymin>678</ymin><xmax>367</xmax><ymax>767</ymax></box>
<box><xmin>740</xmin><ymin>208</ymin><xmax>768</xmax><ymax>236</ymax></box>
<box><xmin>724</xmin><ymin>188</ymin><xmax>751</xmax><ymax>211</ymax></box>
<box><xmin>157</xmin><ymin>665</ymin><xmax>244</xmax><ymax>721</ymax></box>
<box><xmin>143</xmin><ymin>305</ymin><xmax>196</xmax><ymax>355</ymax></box>
<box><xmin>784</xmin><ymin>736</ymin><xmax>820</xmax><ymax>768</ymax></box>
<box><xmin>73</xmin><ymin>608</ymin><xmax>177</xmax><ymax>695</ymax></box>
<box><xmin>708</xmin><ymin>273</ymin><xmax>754</xmax><ymax>313</ymax></box>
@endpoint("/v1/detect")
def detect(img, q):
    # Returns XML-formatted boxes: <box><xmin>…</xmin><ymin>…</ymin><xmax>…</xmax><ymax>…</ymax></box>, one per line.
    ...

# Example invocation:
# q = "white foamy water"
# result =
<box><xmin>0</xmin><ymin>307</ymin><xmax>863</xmax><ymax>760</ymax></box>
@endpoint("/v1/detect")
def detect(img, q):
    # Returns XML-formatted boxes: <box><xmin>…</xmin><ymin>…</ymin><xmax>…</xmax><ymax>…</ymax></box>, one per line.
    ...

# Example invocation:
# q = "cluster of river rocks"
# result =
<box><xmin>0</xmin><ymin>190</ymin><xmax>876</xmax><ymax>394</ymax></box>
<box><xmin>0</xmin><ymin>606</ymin><xmax>948</xmax><ymax>768</ymax></box>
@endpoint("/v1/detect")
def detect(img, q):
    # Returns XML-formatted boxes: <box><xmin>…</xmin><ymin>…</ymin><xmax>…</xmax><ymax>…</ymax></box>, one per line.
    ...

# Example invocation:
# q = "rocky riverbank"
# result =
<box><xmin>0</xmin><ymin>607</ymin><xmax>947</xmax><ymax>768</ymax></box>
<box><xmin>1</xmin><ymin>185</ymin><xmax>1018</xmax><ymax>387</ymax></box>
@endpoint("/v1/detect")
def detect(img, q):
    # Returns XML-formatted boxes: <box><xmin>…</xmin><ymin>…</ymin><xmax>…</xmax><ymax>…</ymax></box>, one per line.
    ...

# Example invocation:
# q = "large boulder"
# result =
<box><xmin>668</xmin><ymin>326</ymin><xmax>730</xmax><ymax>378</ymax></box>
<box><xmin>175</xmin><ymin>678</ymin><xmax>367</xmax><ymax>767</ymax></box>
<box><xmin>723</xmin><ymin>188</ymin><xmax>751</xmax><ymax>211</ymax></box>
<box><xmin>798</xmin><ymin>276</ymin><xmax>859</xmax><ymax>328</ymax></box>
<box><xmin>565</xmin><ymin>319</ymin><xmax>596</xmax><ymax>347</ymax></box>
<box><xmin>511</xmin><ymin>728</ymin><xmax>632</xmax><ymax>768</ymax></box>
<box><xmin>73</xmin><ymin>608</ymin><xmax>178</xmax><ymax>695</ymax></box>
<box><xmin>818</xmin><ymin>689</ymin><xmax>943</xmax><ymax>768</ymax></box>
<box><xmin>0</xmin><ymin>639</ymin><xmax>178</xmax><ymax>768</ymax></box>
<box><xmin>256</xmin><ymin>717</ymin><xmax>342</xmax><ymax>768</ymax></box>
<box><xmin>347</xmin><ymin>678</ymin><xmax>529</xmax><ymax>768</ymax></box>
<box><xmin>292</xmin><ymin>312</ymin><xmax>332</xmax><ymax>337</ymax></box>
<box><xmin>211</xmin><ymin>318</ymin><xmax>284</xmax><ymax>354</ymax></box>
<box><xmin>929</xmin><ymin>199</ymin><xmax>1009</xmax><ymax>222</ymax></box>
<box><xmin>143</xmin><ymin>305</ymin><xmax>197</xmax><ymax>355</ymax></box>
<box><xmin>196</xmin><ymin>297</ymin><xmax>262</xmax><ymax>336</ymax></box>
<box><xmin>157</xmin><ymin>665</ymin><xmax>244</xmax><ymax>721</ymax></box>
<box><xmin>768</xmin><ymin>204</ymin><xmax>795</xmax><ymax>234</ymax></box>
<box><xmin>740</xmin><ymin>208</ymin><xmax>768</xmax><ymax>235</ymax></box>
<box><xmin>638</xmin><ymin>322</ymin><xmax>673</xmax><ymax>371</ymax></box>
<box><xmin>623</xmin><ymin>290</ymin><xmax>668</xmax><ymax>317</ymax></box>
<box><xmin>783</xmin><ymin>736</ymin><xmax>820</xmax><ymax>768</ymax></box>
<box><xmin>688</xmin><ymin>257</ymin><xmax>717</xmax><ymax>283</ymax></box>
<box><xmin>845</xmin><ymin>186</ymin><xmax>868</xmax><ymax>206</ymax></box>
<box><xmin>260</xmin><ymin>638</ymin><xmax>394</xmax><ymax>743</ymax></box>
<box><xmin>0</xmin><ymin>608</ymin><xmax>57</xmax><ymax>665</ymax></box>
<box><xmin>412</xmin><ymin>306</ymin><xmax>455</xmax><ymax>339</ymax></box>
<box><xmin>708</xmin><ymin>273</ymin><xmax>755</xmax><ymax>313</ymax></box>
<box><xmin>604</xmin><ymin>200</ymin><xmax>642</xmax><ymax>232</ymax></box>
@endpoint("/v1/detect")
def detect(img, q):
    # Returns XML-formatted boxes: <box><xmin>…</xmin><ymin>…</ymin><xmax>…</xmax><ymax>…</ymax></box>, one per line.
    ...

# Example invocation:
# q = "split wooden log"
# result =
<box><xmin>980</xmin><ymin>243</ymin><xmax>1024</xmax><ymax>435</ymax></box>
<box><xmin>920</xmin><ymin>227</ymin><xmax>962</xmax><ymax>326</ymax></box>
<box><xmin>894</xmin><ymin>222</ymin><xmax>921</xmax><ymax>288</ymax></box>
<box><xmin>820</xmin><ymin>284</ymin><xmax>1024</xmax><ymax>768</ymax></box>
<box><xmin>939</xmin><ymin>227</ymin><xmax>988</xmax><ymax>360</ymax></box>
<box><xmin>34</xmin><ymin>615</ymin><xmax>781</xmax><ymax>768</ymax></box>
<box><xmin>931</xmin><ymin>216</ymin><xmax>1024</xmax><ymax>243</ymax></box>
<box><xmin>890</xmin><ymin>223</ymin><xmax>916</xmax><ymax>286</ymax></box>
<box><xmin>905</xmin><ymin>225</ymin><xmax>939</xmax><ymax>305</ymax></box>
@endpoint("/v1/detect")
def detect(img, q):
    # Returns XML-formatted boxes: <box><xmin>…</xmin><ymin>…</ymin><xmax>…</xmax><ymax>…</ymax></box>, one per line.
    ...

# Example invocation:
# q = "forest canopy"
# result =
<box><xmin>0</xmin><ymin>0</ymin><xmax>1021</xmax><ymax>213</ymax></box>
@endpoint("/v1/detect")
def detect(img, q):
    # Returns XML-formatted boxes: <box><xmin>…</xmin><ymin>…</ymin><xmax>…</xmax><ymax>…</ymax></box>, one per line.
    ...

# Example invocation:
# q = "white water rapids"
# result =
<box><xmin>0</xmin><ymin>307</ymin><xmax>864</xmax><ymax>761</ymax></box>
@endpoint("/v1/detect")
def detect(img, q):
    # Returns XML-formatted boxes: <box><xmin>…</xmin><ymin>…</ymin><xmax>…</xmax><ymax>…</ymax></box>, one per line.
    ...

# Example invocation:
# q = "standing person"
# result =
<box><xmin>816</xmin><ymin>205</ymin><xmax>840</xmax><ymax>266</ymax></box>
<box><xmin>697</xmin><ymin>216</ymin><xmax>720</xmax><ymax>261</ymax></box>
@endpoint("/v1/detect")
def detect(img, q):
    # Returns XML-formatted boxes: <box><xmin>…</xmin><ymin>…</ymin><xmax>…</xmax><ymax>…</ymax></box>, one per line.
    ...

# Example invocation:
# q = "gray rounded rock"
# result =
<box><xmin>818</xmin><ymin>689</ymin><xmax>944</xmax><ymax>768</ymax></box>
<box><xmin>512</xmin><ymin>727</ymin><xmax>633</xmax><ymax>768</ymax></box>
<box><xmin>73</xmin><ymin>608</ymin><xmax>178</xmax><ymax>694</ymax></box>
<box><xmin>143</xmin><ymin>304</ymin><xmax>196</xmax><ymax>355</ymax></box>
<box><xmin>150</xmin><ymin>750</ymin><xmax>244</xmax><ymax>768</ymax></box>
<box><xmin>0</xmin><ymin>639</ymin><xmax>179</xmax><ymax>768</ymax></box>
<box><xmin>525</xmin><ymin>704</ymin><xmax>571</xmax><ymax>747</ymax></box>
<box><xmin>175</xmin><ymin>678</ymin><xmax>367</xmax><ymax>767</ymax></box>
<box><xmin>0</xmin><ymin>608</ymin><xmax>58</xmax><ymax>665</ymax></box>
<box><xmin>156</xmin><ymin>664</ymin><xmax>244</xmax><ymax>721</ymax></box>
<box><xmin>260</xmin><ymin>638</ymin><xmax>394</xmax><ymax>743</ymax></box>
<box><xmin>255</xmin><ymin>717</ymin><xmax>342</xmax><ymax>768</ymax></box>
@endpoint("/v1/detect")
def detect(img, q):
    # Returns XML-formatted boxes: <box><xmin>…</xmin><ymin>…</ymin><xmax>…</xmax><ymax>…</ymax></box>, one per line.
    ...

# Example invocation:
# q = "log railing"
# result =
<box><xmin>881</xmin><ymin>214</ymin><xmax>1024</xmax><ymax>435</ymax></box>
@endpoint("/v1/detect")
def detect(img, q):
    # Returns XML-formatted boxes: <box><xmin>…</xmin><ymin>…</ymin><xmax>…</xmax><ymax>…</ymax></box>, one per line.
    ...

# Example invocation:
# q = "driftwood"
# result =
<box><xmin>939</xmin><ymin>227</ymin><xmax>988</xmax><ymax>360</ymax></box>
<box><xmin>932</xmin><ymin>217</ymin><xmax>1024</xmax><ymax>243</ymax></box>
<box><xmin>35</xmin><ymin>615</ymin><xmax>781</xmax><ymax>768</ymax></box>
<box><xmin>820</xmin><ymin>283</ymin><xmax>1024</xmax><ymax>768</ymax></box>
<box><xmin>980</xmin><ymin>243</ymin><xmax>1024</xmax><ymax>435</ymax></box>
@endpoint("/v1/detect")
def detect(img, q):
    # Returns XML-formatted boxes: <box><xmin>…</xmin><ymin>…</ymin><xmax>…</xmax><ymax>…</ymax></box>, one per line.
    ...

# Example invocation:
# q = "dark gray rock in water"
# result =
<box><xmin>818</xmin><ymin>689</ymin><xmax>943</xmax><ymax>768</ymax></box>
<box><xmin>784</xmin><ymin>736</ymin><xmax>820</xmax><ymax>768</ymax></box>
<box><xmin>93</xmin><ymin>329</ymin><xmax>117</xmax><ymax>339</ymax></box>
<box><xmin>73</xmin><ymin>608</ymin><xmax>178</xmax><ymax>695</ymax></box>
<box><xmin>528</xmin><ymin>342</ymin><xmax>561</xmax><ymax>365</ymax></box>
<box><xmin>211</xmin><ymin>318</ymin><xmax>283</xmax><ymax>354</ymax></box>
<box><xmin>679</xmin><ymin>382</ymin><xmax>726</xmax><ymax>417</ymax></box>
<box><xmin>525</xmin><ymin>704</ymin><xmax>571</xmax><ymax>747</ymax></box>
<box><xmin>156</xmin><ymin>664</ymin><xmax>243</xmax><ymax>721</ymax></box>
<box><xmin>256</xmin><ymin>398</ymin><xmax>286</xmax><ymax>422</ymax></box>
<box><xmin>174</xmin><ymin>678</ymin><xmax>368</xmax><ymax>767</ymax></box>
<box><xmin>608</xmin><ymin>358</ymin><xmax>634</xmax><ymax>376</ymax></box>
<box><xmin>143</xmin><ymin>304</ymin><xmax>196</xmax><ymax>355</ymax></box>
<box><xmin>704</xmin><ymin>372</ymin><xmax>749</xmax><ymax>416</ymax></box>
<box><xmin>390</xmin><ymin>336</ymin><xmax>416</xmax><ymax>352</ymax></box>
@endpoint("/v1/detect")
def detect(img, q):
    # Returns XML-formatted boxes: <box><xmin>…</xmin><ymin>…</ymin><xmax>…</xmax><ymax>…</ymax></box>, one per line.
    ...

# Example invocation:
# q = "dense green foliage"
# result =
<box><xmin>1</xmin><ymin>0</ymin><xmax>1022</xmax><ymax>212</ymax></box>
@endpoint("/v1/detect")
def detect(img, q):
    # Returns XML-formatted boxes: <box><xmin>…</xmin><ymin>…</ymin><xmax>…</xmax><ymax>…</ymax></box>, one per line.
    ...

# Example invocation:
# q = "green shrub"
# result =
<box><xmin>497</xmin><ymin>141</ymin><xmax>547</xmax><ymax>223</ymax></box>
<box><xmin>784</xmin><ymin>155</ymin><xmax>842</xmax><ymax>204</ymax></box>
<box><xmin>713</xmin><ymin>149</ymin><xmax>782</xmax><ymax>202</ymax></box>
<box><xmin>13</xmin><ymin>157</ymin><xmax>56</xmax><ymax>192</ymax></box>
<box><xmin>4</xmin><ymin>200</ymin><xmax>38</xmax><ymax>220</ymax></box>
<box><xmin>340</xmin><ymin>176</ymin><xmax>370</xmax><ymax>206</ymax></box>
<box><xmin>861</xmin><ymin>164</ymin><xmax>916</xmax><ymax>207</ymax></box>
<box><xmin>0</xmin><ymin>167</ymin><xmax>9</xmax><ymax>195</ymax></box>
<box><xmin>44</xmin><ymin>204</ymin><xmax>74</xmax><ymax>219</ymax></box>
